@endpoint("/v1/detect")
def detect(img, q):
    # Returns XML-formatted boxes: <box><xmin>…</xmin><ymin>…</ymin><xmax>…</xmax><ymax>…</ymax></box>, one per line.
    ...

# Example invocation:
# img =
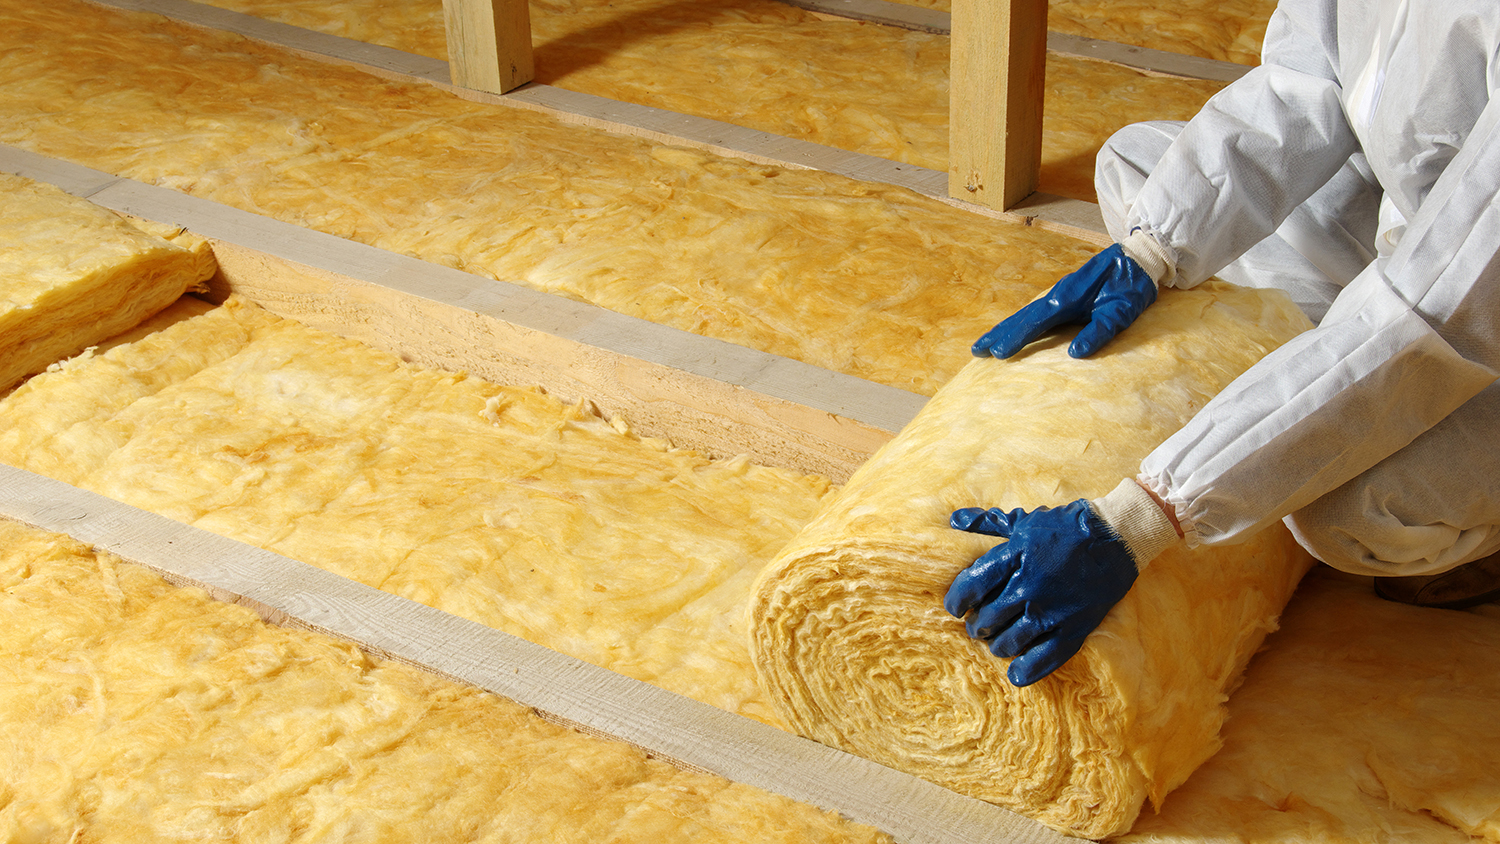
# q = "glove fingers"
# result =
<box><xmin>1006</xmin><ymin>630</ymin><xmax>1088</xmax><ymax>687</ymax></box>
<box><xmin>966</xmin><ymin>592</ymin><xmax>1024</xmax><ymax>640</ymax></box>
<box><xmin>949</xmin><ymin>507</ymin><xmax>1023</xmax><ymax>537</ymax></box>
<box><xmin>971</xmin><ymin>298</ymin><xmax>1069</xmax><ymax>359</ymax></box>
<box><xmin>1068</xmin><ymin>262</ymin><xmax>1158</xmax><ymax>357</ymax></box>
<box><xmin>1068</xmin><ymin>298</ymin><xmax>1142</xmax><ymax>358</ymax></box>
<box><xmin>1067</xmin><ymin>319</ymin><xmax>1119</xmax><ymax>359</ymax></box>
<box><xmin>944</xmin><ymin>543</ymin><xmax>1019</xmax><ymax>618</ymax></box>
<box><xmin>988</xmin><ymin>612</ymin><xmax>1047</xmax><ymax>659</ymax></box>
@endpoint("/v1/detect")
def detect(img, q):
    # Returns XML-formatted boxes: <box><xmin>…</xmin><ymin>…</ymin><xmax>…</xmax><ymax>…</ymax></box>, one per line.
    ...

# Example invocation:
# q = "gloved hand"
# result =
<box><xmin>972</xmin><ymin>233</ymin><xmax>1170</xmax><ymax>360</ymax></box>
<box><xmin>945</xmin><ymin>480</ymin><xmax>1179</xmax><ymax>686</ymax></box>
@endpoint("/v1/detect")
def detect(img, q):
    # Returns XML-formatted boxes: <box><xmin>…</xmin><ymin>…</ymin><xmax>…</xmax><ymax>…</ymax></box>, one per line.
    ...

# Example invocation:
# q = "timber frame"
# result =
<box><xmin>0</xmin><ymin>2</ymin><xmax>1250</xmax><ymax>841</ymax></box>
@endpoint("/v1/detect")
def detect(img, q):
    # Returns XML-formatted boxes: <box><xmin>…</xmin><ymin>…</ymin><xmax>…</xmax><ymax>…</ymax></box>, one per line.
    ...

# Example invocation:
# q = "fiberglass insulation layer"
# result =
<box><xmin>0</xmin><ymin>518</ymin><xmax>890</xmax><ymax>844</ymax></box>
<box><xmin>1</xmin><ymin>0</ymin><xmax>1112</xmax><ymax>397</ymax></box>
<box><xmin>0</xmin><ymin>298</ymin><xmax>829</xmax><ymax>727</ymax></box>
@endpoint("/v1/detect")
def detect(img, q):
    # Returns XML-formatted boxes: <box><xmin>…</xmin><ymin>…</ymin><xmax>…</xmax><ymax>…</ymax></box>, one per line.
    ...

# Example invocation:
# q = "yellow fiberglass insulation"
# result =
<box><xmin>0</xmin><ymin>517</ymin><xmax>892</xmax><ymax>844</ymax></box>
<box><xmin>193</xmin><ymin>0</ymin><xmax>1276</xmax><ymax>66</ymax></box>
<box><xmin>0</xmin><ymin>297</ymin><xmax>831</xmax><ymax>728</ymax></box>
<box><xmin>884</xmin><ymin>0</ymin><xmax>1276</xmax><ymax>65</ymax></box>
<box><xmin>748</xmin><ymin>282</ymin><xmax>1317</xmax><ymax>838</ymax></box>
<box><xmin>189</xmin><ymin>0</ymin><xmax>1228</xmax><ymax>201</ymax></box>
<box><xmin>1044</xmin><ymin>0</ymin><xmax>1276</xmax><ymax>65</ymax></box>
<box><xmin>1117</xmin><ymin>568</ymin><xmax>1500</xmax><ymax>843</ymax></box>
<box><xmin>0</xmin><ymin>173</ymin><xmax>216</xmax><ymax>393</ymax></box>
<box><xmin>5</xmin><ymin>278</ymin><xmax>1498</xmax><ymax>843</ymax></box>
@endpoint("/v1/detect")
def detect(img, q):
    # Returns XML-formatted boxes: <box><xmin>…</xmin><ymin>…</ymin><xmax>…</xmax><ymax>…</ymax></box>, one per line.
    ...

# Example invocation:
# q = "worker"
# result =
<box><xmin>946</xmin><ymin>0</ymin><xmax>1500</xmax><ymax>687</ymax></box>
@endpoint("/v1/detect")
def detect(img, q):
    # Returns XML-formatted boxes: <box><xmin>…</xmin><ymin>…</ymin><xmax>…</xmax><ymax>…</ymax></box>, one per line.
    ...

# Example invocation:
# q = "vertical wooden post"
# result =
<box><xmin>441</xmin><ymin>0</ymin><xmax>535</xmax><ymax>94</ymax></box>
<box><xmin>949</xmin><ymin>0</ymin><xmax>1047</xmax><ymax>211</ymax></box>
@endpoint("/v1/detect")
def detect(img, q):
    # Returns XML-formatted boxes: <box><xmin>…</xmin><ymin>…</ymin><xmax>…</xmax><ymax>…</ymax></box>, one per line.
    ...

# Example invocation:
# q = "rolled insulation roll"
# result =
<box><xmin>747</xmin><ymin>282</ymin><xmax>1317</xmax><ymax>838</ymax></box>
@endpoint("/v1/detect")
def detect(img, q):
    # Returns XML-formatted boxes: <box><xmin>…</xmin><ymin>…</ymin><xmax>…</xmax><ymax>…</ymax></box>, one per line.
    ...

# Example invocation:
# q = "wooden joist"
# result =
<box><xmin>1046</xmin><ymin>32</ymin><xmax>1252</xmax><ymax>83</ymax></box>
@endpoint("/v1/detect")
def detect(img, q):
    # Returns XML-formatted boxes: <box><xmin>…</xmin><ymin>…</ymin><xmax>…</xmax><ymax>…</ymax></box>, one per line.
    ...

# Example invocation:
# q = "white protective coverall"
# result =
<box><xmin>1095</xmin><ymin>0</ymin><xmax>1500</xmax><ymax>576</ymax></box>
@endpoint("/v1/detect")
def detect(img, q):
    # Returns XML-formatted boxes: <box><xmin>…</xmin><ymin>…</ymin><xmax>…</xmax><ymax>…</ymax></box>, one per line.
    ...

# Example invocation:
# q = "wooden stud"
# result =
<box><xmin>949</xmin><ymin>0</ymin><xmax>1047</xmax><ymax>211</ymax></box>
<box><xmin>441</xmin><ymin>0</ymin><xmax>534</xmax><ymax>94</ymax></box>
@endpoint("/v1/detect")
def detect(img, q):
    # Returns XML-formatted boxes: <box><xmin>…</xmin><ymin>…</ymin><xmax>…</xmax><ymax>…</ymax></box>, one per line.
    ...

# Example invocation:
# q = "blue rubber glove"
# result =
<box><xmin>944</xmin><ymin>501</ymin><xmax>1140</xmax><ymax>687</ymax></box>
<box><xmin>972</xmin><ymin>243</ymin><xmax>1157</xmax><ymax>360</ymax></box>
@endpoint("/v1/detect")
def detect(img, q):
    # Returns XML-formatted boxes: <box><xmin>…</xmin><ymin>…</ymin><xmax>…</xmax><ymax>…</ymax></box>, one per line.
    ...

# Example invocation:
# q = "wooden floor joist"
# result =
<box><xmin>0</xmin><ymin>143</ymin><xmax>923</xmax><ymax>484</ymax></box>
<box><xmin>86</xmin><ymin>0</ymin><xmax>1109</xmax><ymax>242</ymax></box>
<box><xmin>1045</xmin><ymin>32</ymin><xmax>1252</xmax><ymax>83</ymax></box>
<box><xmin>0</xmin><ymin>464</ymin><xmax>1069</xmax><ymax>844</ymax></box>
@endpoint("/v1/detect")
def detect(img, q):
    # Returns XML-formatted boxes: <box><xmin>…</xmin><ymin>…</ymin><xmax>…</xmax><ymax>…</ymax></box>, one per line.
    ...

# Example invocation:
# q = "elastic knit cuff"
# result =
<box><xmin>1119</xmin><ymin>230</ymin><xmax>1176</xmax><ymax>287</ymax></box>
<box><xmin>1091</xmin><ymin>478</ymin><xmax>1181</xmax><ymax>572</ymax></box>
<box><xmin>1137</xmin><ymin>472</ymin><xmax>1202</xmax><ymax>549</ymax></box>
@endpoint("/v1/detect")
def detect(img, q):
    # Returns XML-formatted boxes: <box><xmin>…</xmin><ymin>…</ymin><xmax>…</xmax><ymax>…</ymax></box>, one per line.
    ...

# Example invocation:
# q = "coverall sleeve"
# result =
<box><xmin>1140</xmin><ymin>92</ymin><xmax>1500</xmax><ymax>548</ymax></box>
<box><xmin>1124</xmin><ymin>0</ymin><xmax>1360</xmax><ymax>286</ymax></box>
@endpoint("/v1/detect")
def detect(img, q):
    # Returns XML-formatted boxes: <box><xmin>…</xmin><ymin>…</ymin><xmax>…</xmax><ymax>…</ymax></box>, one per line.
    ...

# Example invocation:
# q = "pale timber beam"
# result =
<box><xmin>949</xmin><ymin>0</ymin><xmax>1047</xmax><ymax>211</ymax></box>
<box><xmin>441</xmin><ymin>0</ymin><xmax>535</xmax><ymax>94</ymax></box>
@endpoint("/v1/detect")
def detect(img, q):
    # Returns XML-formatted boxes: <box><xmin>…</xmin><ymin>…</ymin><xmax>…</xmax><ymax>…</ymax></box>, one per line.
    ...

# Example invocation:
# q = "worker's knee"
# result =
<box><xmin>1286</xmin><ymin>387</ymin><xmax>1500</xmax><ymax>578</ymax></box>
<box><xmin>1283</xmin><ymin>508</ymin><xmax>1386</xmax><ymax>575</ymax></box>
<box><xmin>1094</xmin><ymin>121</ymin><xmax>1186</xmax><ymax>241</ymax></box>
<box><xmin>1285</xmin><ymin>490</ymin><xmax>1500</xmax><ymax>579</ymax></box>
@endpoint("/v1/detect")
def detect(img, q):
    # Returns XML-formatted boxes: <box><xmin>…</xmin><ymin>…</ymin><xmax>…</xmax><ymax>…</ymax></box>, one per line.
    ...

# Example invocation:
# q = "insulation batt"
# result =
<box><xmin>0</xmin><ymin>297</ymin><xmax>831</xmax><ymax>727</ymax></box>
<box><xmin>187</xmin><ymin>0</ymin><xmax>1229</xmax><ymax>203</ymax></box>
<box><xmin>886</xmin><ymin>0</ymin><xmax>1276</xmax><ymax>66</ymax></box>
<box><xmin>748</xmin><ymin>282</ymin><xmax>1317</xmax><ymax>839</ymax></box>
<box><xmin>1118</xmin><ymin>568</ymin><xmax>1500</xmax><ymax>843</ymax></box>
<box><xmin>0</xmin><ymin>518</ymin><xmax>891</xmax><ymax>844</ymax></box>
<box><xmin>1044</xmin><ymin>0</ymin><xmax>1274</xmax><ymax>65</ymax></box>
<box><xmin>0</xmin><ymin>173</ymin><xmax>216</xmax><ymax>393</ymax></box>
